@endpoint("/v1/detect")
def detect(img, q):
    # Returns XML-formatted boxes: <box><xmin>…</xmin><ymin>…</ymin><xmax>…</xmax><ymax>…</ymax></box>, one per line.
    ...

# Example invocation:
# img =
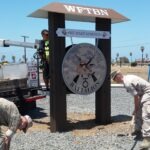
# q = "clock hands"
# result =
<box><xmin>73</xmin><ymin>75</ymin><xmax>79</xmax><ymax>83</ymax></box>
<box><xmin>74</xmin><ymin>51</ymin><xmax>97</xmax><ymax>85</ymax></box>
<box><xmin>74</xmin><ymin>54</ymin><xmax>96</xmax><ymax>83</ymax></box>
<box><xmin>85</xmin><ymin>56</ymin><xmax>94</xmax><ymax>66</ymax></box>
<box><xmin>91</xmin><ymin>72</ymin><xmax>97</xmax><ymax>82</ymax></box>
<box><xmin>75</xmin><ymin>53</ymin><xmax>94</xmax><ymax>67</ymax></box>
<box><xmin>75</xmin><ymin>54</ymin><xmax>82</xmax><ymax>62</ymax></box>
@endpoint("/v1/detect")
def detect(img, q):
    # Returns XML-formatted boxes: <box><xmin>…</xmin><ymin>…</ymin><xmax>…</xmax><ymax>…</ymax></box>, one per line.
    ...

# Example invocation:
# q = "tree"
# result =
<box><xmin>116</xmin><ymin>53</ymin><xmax>119</xmax><ymax>64</ymax></box>
<box><xmin>120</xmin><ymin>56</ymin><xmax>129</xmax><ymax>63</ymax></box>
<box><xmin>145</xmin><ymin>53</ymin><xmax>149</xmax><ymax>63</ymax></box>
<box><xmin>1</xmin><ymin>55</ymin><xmax>6</xmax><ymax>62</ymax></box>
<box><xmin>12</xmin><ymin>55</ymin><xmax>16</xmax><ymax>63</ymax></box>
<box><xmin>22</xmin><ymin>55</ymin><xmax>25</xmax><ymax>62</ymax></box>
<box><xmin>19</xmin><ymin>58</ymin><xmax>22</xmax><ymax>63</ymax></box>
<box><xmin>140</xmin><ymin>46</ymin><xmax>144</xmax><ymax>64</ymax></box>
<box><xmin>129</xmin><ymin>52</ymin><xmax>132</xmax><ymax>63</ymax></box>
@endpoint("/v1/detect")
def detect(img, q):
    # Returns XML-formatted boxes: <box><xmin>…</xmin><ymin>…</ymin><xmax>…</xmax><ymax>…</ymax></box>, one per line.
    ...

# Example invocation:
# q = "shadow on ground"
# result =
<box><xmin>111</xmin><ymin>114</ymin><xmax>132</xmax><ymax>122</ymax></box>
<box><xmin>25</xmin><ymin>108</ymin><xmax>132</xmax><ymax>133</ymax></box>
<box><xmin>27</xmin><ymin>107</ymin><xmax>48</xmax><ymax>119</ymax></box>
<box><xmin>65</xmin><ymin>114</ymin><xmax>131</xmax><ymax>132</ymax></box>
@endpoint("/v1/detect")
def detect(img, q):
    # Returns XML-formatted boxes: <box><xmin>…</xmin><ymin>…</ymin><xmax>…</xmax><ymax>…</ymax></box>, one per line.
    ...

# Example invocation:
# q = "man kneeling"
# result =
<box><xmin>0</xmin><ymin>98</ymin><xmax>33</xmax><ymax>150</ymax></box>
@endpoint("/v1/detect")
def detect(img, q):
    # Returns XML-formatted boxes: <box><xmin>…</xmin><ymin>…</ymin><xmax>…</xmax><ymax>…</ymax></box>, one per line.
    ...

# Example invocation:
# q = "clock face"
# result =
<box><xmin>62</xmin><ymin>43</ymin><xmax>107</xmax><ymax>95</ymax></box>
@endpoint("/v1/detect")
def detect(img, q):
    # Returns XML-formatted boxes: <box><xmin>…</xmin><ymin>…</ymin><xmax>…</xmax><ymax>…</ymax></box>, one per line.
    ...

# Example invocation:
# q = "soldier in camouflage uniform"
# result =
<box><xmin>0</xmin><ymin>98</ymin><xmax>33</xmax><ymax>150</ymax></box>
<box><xmin>111</xmin><ymin>70</ymin><xmax>150</xmax><ymax>150</ymax></box>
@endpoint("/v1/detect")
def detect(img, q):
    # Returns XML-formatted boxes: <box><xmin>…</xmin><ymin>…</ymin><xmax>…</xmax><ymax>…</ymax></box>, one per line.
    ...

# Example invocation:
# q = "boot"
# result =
<box><xmin>140</xmin><ymin>137</ymin><xmax>150</xmax><ymax>149</ymax></box>
<box><xmin>131</xmin><ymin>130</ymin><xmax>142</xmax><ymax>136</ymax></box>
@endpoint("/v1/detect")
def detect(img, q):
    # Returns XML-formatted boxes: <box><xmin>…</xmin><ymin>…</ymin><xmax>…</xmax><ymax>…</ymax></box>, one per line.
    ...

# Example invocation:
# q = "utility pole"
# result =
<box><xmin>140</xmin><ymin>46</ymin><xmax>144</xmax><ymax>66</ymax></box>
<box><xmin>21</xmin><ymin>35</ymin><xmax>29</xmax><ymax>63</ymax></box>
<box><xmin>129</xmin><ymin>52</ymin><xmax>132</xmax><ymax>66</ymax></box>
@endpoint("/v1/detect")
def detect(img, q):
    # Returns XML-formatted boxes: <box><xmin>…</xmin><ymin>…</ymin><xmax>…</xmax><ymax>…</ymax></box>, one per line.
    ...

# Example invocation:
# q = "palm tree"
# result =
<box><xmin>129</xmin><ymin>52</ymin><xmax>132</xmax><ymax>63</ymax></box>
<box><xmin>12</xmin><ymin>55</ymin><xmax>16</xmax><ymax>63</ymax></box>
<box><xmin>1</xmin><ymin>55</ymin><xmax>6</xmax><ymax>62</ymax></box>
<box><xmin>140</xmin><ymin>46</ymin><xmax>144</xmax><ymax>65</ymax></box>
<box><xmin>116</xmin><ymin>53</ymin><xmax>119</xmax><ymax>64</ymax></box>
<box><xmin>22</xmin><ymin>55</ymin><xmax>25</xmax><ymax>63</ymax></box>
<box><xmin>19</xmin><ymin>58</ymin><xmax>22</xmax><ymax>63</ymax></box>
<box><xmin>146</xmin><ymin>53</ymin><xmax>148</xmax><ymax>59</ymax></box>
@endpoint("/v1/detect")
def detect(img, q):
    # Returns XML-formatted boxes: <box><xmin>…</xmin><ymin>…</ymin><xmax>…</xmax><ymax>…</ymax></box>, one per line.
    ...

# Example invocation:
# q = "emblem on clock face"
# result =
<box><xmin>62</xmin><ymin>43</ymin><xmax>107</xmax><ymax>95</ymax></box>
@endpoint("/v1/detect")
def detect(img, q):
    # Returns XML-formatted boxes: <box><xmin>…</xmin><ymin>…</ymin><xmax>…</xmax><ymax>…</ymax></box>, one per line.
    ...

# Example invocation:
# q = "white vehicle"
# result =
<box><xmin>0</xmin><ymin>39</ymin><xmax>45</xmax><ymax>115</ymax></box>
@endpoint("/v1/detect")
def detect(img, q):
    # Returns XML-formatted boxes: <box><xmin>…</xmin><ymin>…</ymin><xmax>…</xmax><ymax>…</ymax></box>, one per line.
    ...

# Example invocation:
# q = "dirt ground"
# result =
<box><xmin>111</xmin><ymin>65</ymin><xmax>149</xmax><ymax>81</ymax></box>
<box><xmin>34</xmin><ymin>65</ymin><xmax>149</xmax><ymax>136</ymax></box>
<box><xmin>23</xmin><ymin>112</ymin><xmax>132</xmax><ymax>138</ymax></box>
<box><xmin>40</xmin><ymin>65</ymin><xmax>149</xmax><ymax>84</ymax></box>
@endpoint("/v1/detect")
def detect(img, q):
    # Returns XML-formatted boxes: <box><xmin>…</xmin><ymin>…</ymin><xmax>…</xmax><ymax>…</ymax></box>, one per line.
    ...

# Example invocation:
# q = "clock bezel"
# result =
<box><xmin>62</xmin><ymin>43</ymin><xmax>107</xmax><ymax>95</ymax></box>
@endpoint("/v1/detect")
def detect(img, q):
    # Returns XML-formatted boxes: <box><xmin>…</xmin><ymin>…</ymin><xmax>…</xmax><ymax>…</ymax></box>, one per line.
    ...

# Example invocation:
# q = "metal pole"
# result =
<box><xmin>37</xmin><ymin>57</ymin><xmax>40</xmax><ymax>87</ymax></box>
<box><xmin>21</xmin><ymin>35</ymin><xmax>29</xmax><ymax>63</ymax></box>
<box><xmin>3</xmin><ymin>40</ymin><xmax>35</xmax><ymax>48</ymax></box>
<box><xmin>140</xmin><ymin>46</ymin><xmax>144</xmax><ymax>66</ymax></box>
<box><xmin>142</xmin><ymin>52</ymin><xmax>143</xmax><ymax>64</ymax></box>
<box><xmin>129</xmin><ymin>52</ymin><xmax>132</xmax><ymax>66</ymax></box>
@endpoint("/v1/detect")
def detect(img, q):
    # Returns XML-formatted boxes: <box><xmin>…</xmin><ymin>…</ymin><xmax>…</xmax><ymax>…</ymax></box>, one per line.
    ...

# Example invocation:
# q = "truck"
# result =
<box><xmin>0</xmin><ymin>39</ymin><xmax>46</xmax><ymax>115</ymax></box>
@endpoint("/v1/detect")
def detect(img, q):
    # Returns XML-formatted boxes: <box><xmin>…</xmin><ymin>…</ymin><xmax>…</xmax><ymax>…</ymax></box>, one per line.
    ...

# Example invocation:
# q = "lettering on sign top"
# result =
<box><xmin>63</xmin><ymin>5</ymin><xmax>109</xmax><ymax>16</ymax></box>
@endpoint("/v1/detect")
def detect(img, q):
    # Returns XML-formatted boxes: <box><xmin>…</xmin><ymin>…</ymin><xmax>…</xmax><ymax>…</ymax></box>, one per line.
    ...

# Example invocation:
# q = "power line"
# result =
<box><xmin>112</xmin><ymin>42</ymin><xmax>150</xmax><ymax>49</ymax></box>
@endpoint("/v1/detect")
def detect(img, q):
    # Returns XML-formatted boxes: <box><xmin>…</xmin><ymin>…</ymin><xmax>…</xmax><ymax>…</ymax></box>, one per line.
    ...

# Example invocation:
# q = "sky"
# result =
<box><xmin>0</xmin><ymin>0</ymin><xmax>150</xmax><ymax>62</ymax></box>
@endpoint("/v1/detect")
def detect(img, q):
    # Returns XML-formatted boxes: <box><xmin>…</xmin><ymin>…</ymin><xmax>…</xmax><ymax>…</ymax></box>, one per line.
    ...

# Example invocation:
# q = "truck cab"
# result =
<box><xmin>0</xmin><ymin>62</ymin><xmax>45</xmax><ymax>115</ymax></box>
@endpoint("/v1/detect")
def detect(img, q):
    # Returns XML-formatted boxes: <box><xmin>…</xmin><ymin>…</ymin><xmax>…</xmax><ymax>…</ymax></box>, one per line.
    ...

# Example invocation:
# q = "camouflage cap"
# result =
<box><xmin>111</xmin><ymin>70</ymin><xmax>120</xmax><ymax>80</ymax></box>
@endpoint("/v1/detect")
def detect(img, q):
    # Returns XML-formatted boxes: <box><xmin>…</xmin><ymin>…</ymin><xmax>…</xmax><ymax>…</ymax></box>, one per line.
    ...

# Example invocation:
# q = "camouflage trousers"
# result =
<box><xmin>134</xmin><ymin>101</ymin><xmax>150</xmax><ymax>137</ymax></box>
<box><xmin>0</xmin><ymin>127</ymin><xmax>5</xmax><ymax>150</ymax></box>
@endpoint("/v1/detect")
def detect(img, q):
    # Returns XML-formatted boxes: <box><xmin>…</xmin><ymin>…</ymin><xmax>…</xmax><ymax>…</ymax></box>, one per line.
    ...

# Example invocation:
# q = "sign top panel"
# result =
<box><xmin>28</xmin><ymin>2</ymin><xmax>130</xmax><ymax>23</ymax></box>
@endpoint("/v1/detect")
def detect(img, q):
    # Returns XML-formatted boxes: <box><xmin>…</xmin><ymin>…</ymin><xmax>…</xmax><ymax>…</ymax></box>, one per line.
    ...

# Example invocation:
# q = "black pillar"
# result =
<box><xmin>48</xmin><ymin>12</ymin><xmax>67</xmax><ymax>132</ymax></box>
<box><xmin>95</xmin><ymin>18</ymin><xmax>111</xmax><ymax>124</ymax></box>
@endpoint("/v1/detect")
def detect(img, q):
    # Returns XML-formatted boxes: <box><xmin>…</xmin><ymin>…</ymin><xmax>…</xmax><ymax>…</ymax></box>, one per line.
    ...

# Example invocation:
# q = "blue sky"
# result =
<box><xmin>0</xmin><ymin>0</ymin><xmax>150</xmax><ymax>62</ymax></box>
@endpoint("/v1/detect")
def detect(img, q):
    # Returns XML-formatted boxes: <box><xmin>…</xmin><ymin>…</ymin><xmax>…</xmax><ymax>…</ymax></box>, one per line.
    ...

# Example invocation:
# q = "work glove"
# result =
<box><xmin>3</xmin><ymin>136</ymin><xmax>11</xmax><ymax>150</ymax></box>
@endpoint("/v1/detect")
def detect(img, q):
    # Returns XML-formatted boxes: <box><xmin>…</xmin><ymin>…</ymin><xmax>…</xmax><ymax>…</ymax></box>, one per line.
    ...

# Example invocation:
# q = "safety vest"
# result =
<box><xmin>44</xmin><ymin>40</ymin><xmax>49</xmax><ymax>61</ymax></box>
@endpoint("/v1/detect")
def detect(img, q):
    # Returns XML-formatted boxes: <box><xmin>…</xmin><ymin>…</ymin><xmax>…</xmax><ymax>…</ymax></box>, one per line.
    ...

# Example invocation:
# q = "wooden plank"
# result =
<box><xmin>111</xmin><ymin>84</ymin><xmax>124</xmax><ymax>88</ymax></box>
<box><xmin>95</xmin><ymin>18</ymin><xmax>111</xmax><ymax>124</ymax></box>
<box><xmin>48</xmin><ymin>12</ymin><xmax>67</xmax><ymax>132</ymax></box>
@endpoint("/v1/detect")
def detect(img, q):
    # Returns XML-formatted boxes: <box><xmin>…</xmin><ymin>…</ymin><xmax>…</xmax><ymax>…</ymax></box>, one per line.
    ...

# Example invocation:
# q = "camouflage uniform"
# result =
<box><xmin>0</xmin><ymin>98</ymin><xmax>20</xmax><ymax>149</ymax></box>
<box><xmin>123</xmin><ymin>75</ymin><xmax>150</xmax><ymax>137</ymax></box>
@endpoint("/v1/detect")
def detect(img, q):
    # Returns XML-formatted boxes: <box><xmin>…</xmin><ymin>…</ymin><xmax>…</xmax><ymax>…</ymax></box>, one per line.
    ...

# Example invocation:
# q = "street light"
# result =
<box><xmin>146</xmin><ymin>53</ymin><xmax>148</xmax><ymax>63</ymax></box>
<box><xmin>129</xmin><ymin>52</ymin><xmax>132</xmax><ymax>63</ymax></box>
<box><xmin>21</xmin><ymin>35</ymin><xmax>29</xmax><ymax>63</ymax></box>
<box><xmin>129</xmin><ymin>52</ymin><xmax>132</xmax><ymax>66</ymax></box>
<box><xmin>116</xmin><ymin>53</ymin><xmax>119</xmax><ymax>65</ymax></box>
<box><xmin>140</xmin><ymin>46</ymin><xmax>144</xmax><ymax>65</ymax></box>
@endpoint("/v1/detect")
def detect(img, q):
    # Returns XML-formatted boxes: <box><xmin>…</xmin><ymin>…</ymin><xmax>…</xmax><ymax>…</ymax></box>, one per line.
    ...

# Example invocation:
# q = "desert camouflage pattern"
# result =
<box><xmin>123</xmin><ymin>75</ymin><xmax>150</xmax><ymax>137</ymax></box>
<box><xmin>0</xmin><ymin>98</ymin><xmax>20</xmax><ymax>149</ymax></box>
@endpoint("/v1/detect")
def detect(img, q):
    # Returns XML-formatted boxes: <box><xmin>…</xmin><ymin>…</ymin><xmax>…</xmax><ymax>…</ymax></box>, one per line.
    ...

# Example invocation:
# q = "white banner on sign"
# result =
<box><xmin>56</xmin><ymin>28</ymin><xmax>110</xmax><ymax>39</ymax></box>
<box><xmin>27</xmin><ymin>62</ymin><xmax>38</xmax><ymax>87</ymax></box>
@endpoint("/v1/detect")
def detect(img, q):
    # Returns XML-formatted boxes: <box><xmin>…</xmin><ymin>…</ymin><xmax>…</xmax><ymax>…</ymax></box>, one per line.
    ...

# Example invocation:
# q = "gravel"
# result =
<box><xmin>10</xmin><ymin>88</ymin><xmax>143</xmax><ymax>150</ymax></box>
